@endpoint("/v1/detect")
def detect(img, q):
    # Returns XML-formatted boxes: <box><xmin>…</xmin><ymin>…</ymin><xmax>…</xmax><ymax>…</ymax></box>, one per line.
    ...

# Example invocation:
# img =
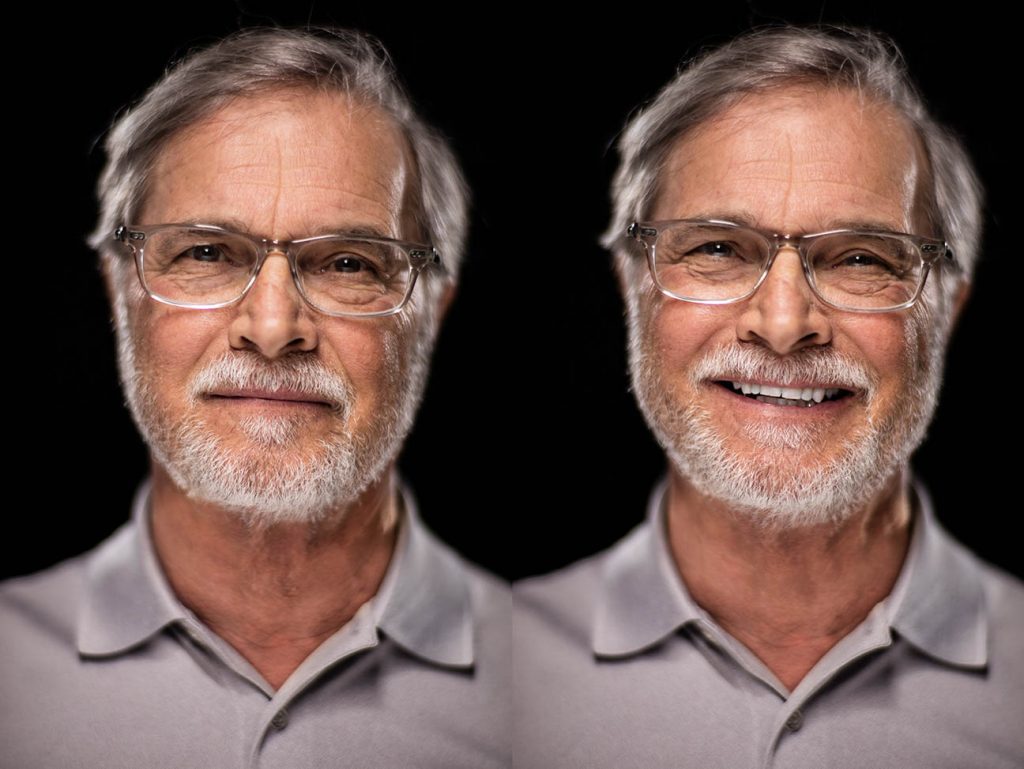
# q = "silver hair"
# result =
<box><xmin>89</xmin><ymin>26</ymin><xmax>469</xmax><ymax>299</ymax></box>
<box><xmin>603</xmin><ymin>25</ymin><xmax>984</xmax><ymax>309</ymax></box>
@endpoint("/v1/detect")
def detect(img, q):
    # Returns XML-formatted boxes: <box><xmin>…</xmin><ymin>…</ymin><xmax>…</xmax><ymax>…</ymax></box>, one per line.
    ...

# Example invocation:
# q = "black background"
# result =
<box><xmin>8</xmin><ymin>2</ymin><xmax>1018</xmax><ymax>582</ymax></box>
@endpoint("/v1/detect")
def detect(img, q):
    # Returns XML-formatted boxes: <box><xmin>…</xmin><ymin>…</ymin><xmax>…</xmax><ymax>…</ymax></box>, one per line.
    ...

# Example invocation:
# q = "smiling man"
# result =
<box><xmin>0</xmin><ymin>28</ymin><xmax>509</xmax><ymax>768</ymax></box>
<box><xmin>514</xmin><ymin>26</ymin><xmax>1023</xmax><ymax>768</ymax></box>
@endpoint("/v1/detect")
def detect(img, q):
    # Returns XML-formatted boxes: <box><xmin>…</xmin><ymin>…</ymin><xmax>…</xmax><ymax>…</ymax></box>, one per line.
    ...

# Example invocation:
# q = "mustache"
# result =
<box><xmin>187</xmin><ymin>353</ymin><xmax>353</xmax><ymax>411</ymax></box>
<box><xmin>689</xmin><ymin>345</ymin><xmax>877</xmax><ymax>393</ymax></box>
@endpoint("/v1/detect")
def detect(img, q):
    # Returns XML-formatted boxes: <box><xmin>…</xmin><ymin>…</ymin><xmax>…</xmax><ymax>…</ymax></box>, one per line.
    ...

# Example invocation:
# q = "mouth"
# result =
<box><xmin>714</xmin><ymin>380</ymin><xmax>855</xmax><ymax>408</ymax></box>
<box><xmin>206</xmin><ymin>388</ymin><xmax>335</xmax><ymax>408</ymax></box>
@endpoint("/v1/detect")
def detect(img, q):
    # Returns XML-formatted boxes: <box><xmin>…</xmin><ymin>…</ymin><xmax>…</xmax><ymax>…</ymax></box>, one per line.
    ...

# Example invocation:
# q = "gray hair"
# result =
<box><xmin>603</xmin><ymin>26</ymin><xmax>983</xmax><ymax>306</ymax></box>
<box><xmin>89</xmin><ymin>26</ymin><xmax>469</xmax><ymax>291</ymax></box>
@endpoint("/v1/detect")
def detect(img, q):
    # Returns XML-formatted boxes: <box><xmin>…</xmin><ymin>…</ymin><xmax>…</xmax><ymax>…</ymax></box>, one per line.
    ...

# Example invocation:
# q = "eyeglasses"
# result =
<box><xmin>113</xmin><ymin>223</ymin><xmax>445</xmax><ymax>318</ymax></box>
<box><xmin>626</xmin><ymin>219</ymin><xmax>957</xmax><ymax>312</ymax></box>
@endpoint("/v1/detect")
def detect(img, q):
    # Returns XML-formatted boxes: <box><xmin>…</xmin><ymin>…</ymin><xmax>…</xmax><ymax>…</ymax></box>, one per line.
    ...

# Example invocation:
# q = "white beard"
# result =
<box><xmin>625</xmin><ymin>282</ymin><xmax>949</xmax><ymax>530</ymax></box>
<box><xmin>111</xmin><ymin>280</ymin><xmax>436</xmax><ymax>529</ymax></box>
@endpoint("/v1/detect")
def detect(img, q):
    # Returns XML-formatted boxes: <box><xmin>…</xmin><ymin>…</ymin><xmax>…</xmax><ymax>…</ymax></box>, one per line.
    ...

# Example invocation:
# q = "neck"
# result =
<box><xmin>666</xmin><ymin>469</ymin><xmax>913</xmax><ymax>692</ymax></box>
<box><xmin>149</xmin><ymin>463</ymin><xmax>399</xmax><ymax>690</ymax></box>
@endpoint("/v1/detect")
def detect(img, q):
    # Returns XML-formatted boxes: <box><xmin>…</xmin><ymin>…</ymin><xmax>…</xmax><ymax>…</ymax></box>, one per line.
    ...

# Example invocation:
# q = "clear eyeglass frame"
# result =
<box><xmin>113</xmin><ymin>223</ymin><xmax>445</xmax><ymax>318</ymax></box>
<box><xmin>626</xmin><ymin>219</ymin><xmax>958</xmax><ymax>313</ymax></box>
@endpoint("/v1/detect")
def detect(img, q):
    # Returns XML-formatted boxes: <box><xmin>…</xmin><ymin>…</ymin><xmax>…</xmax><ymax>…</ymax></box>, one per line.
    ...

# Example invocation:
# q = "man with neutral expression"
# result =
<box><xmin>2</xmin><ymin>28</ymin><xmax>509</xmax><ymax>769</ymax></box>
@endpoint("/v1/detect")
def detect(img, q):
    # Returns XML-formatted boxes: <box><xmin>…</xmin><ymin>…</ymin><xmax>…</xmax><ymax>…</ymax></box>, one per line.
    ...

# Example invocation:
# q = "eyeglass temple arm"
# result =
<box><xmin>410</xmin><ymin>247</ymin><xmax>445</xmax><ymax>274</ymax></box>
<box><xmin>626</xmin><ymin>222</ymin><xmax>657</xmax><ymax>240</ymax></box>
<box><xmin>113</xmin><ymin>226</ymin><xmax>146</xmax><ymax>243</ymax></box>
<box><xmin>922</xmin><ymin>240</ymin><xmax>959</xmax><ymax>271</ymax></box>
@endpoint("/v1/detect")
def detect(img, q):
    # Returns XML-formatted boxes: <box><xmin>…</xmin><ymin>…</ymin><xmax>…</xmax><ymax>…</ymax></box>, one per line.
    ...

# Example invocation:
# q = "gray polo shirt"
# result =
<box><xmin>514</xmin><ymin>481</ymin><xmax>1024</xmax><ymax>768</ymax></box>
<box><xmin>1</xmin><ymin>480</ymin><xmax>511</xmax><ymax>768</ymax></box>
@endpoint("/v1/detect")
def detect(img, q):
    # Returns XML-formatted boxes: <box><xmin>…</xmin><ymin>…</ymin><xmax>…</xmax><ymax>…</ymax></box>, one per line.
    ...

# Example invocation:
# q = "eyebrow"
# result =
<box><xmin>176</xmin><ymin>218</ymin><xmax>396</xmax><ymax>241</ymax></box>
<box><xmin>675</xmin><ymin>211</ymin><xmax>907</xmax><ymax>235</ymax></box>
<box><xmin>318</xmin><ymin>224</ymin><xmax>395</xmax><ymax>240</ymax></box>
<box><xmin>179</xmin><ymin>216</ymin><xmax>251</xmax><ymax>232</ymax></box>
<box><xmin>822</xmin><ymin>218</ymin><xmax>908</xmax><ymax>234</ymax></box>
<box><xmin>677</xmin><ymin>210</ymin><xmax>759</xmax><ymax>228</ymax></box>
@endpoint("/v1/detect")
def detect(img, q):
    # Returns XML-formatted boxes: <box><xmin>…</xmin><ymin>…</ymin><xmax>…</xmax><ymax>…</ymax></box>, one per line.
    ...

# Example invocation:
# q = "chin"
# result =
<box><xmin>155</xmin><ymin>416</ymin><xmax>376</xmax><ymax>528</ymax></box>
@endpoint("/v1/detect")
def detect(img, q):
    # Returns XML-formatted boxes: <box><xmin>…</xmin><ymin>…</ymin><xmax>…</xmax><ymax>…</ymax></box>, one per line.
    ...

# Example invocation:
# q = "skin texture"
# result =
<box><xmin>630</xmin><ymin>85</ymin><xmax>959</xmax><ymax>690</ymax></box>
<box><xmin>106</xmin><ymin>89</ymin><xmax>439</xmax><ymax>689</ymax></box>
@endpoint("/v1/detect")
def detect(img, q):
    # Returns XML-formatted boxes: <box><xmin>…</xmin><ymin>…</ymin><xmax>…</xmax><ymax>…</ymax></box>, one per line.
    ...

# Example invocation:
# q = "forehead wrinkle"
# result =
<box><xmin>144</xmin><ymin>90</ymin><xmax>410</xmax><ymax>243</ymax></box>
<box><xmin>655</xmin><ymin>88</ymin><xmax>923</xmax><ymax>235</ymax></box>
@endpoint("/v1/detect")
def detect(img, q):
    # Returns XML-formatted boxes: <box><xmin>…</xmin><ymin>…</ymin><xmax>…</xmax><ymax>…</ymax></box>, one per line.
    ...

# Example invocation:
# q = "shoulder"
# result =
<box><xmin>514</xmin><ymin>550</ymin><xmax>606</xmax><ymax>646</ymax></box>
<box><xmin>514</xmin><ymin>518</ymin><xmax>655</xmax><ymax>643</ymax></box>
<box><xmin>464</xmin><ymin>559</ymin><xmax>512</xmax><ymax>623</ymax></box>
<box><xmin>977</xmin><ymin>557</ymin><xmax>1024</xmax><ymax>612</ymax></box>
<box><xmin>459</xmin><ymin>558</ymin><xmax>512</xmax><ymax>670</ymax></box>
<box><xmin>976</xmin><ymin>558</ymin><xmax>1024</xmax><ymax>672</ymax></box>
<box><xmin>0</xmin><ymin>550</ymin><xmax>98</xmax><ymax>761</ymax></box>
<box><xmin>930</xmin><ymin>518</ymin><xmax>1024</xmax><ymax>661</ymax></box>
<box><xmin>0</xmin><ymin>552</ymin><xmax>92</xmax><ymax>649</ymax></box>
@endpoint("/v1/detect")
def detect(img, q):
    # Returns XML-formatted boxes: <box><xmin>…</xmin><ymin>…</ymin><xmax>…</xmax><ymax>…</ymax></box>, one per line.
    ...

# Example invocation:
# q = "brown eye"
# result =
<box><xmin>324</xmin><ymin>255</ymin><xmax>379</xmax><ymax>275</ymax></box>
<box><xmin>690</xmin><ymin>242</ymin><xmax>738</xmax><ymax>258</ymax></box>
<box><xmin>831</xmin><ymin>250</ymin><xmax>904</xmax><ymax>276</ymax></box>
<box><xmin>185</xmin><ymin>244</ymin><xmax>225</xmax><ymax>263</ymax></box>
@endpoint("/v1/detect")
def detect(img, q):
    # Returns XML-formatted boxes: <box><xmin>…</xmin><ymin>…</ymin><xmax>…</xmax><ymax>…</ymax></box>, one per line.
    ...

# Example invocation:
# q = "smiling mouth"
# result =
<box><xmin>715</xmin><ymin>380</ymin><xmax>854</xmax><ymax>408</ymax></box>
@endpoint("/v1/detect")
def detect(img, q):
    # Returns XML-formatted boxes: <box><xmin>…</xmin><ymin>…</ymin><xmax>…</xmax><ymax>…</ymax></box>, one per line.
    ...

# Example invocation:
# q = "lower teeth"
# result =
<box><xmin>754</xmin><ymin>395</ymin><xmax>815</xmax><ymax>407</ymax></box>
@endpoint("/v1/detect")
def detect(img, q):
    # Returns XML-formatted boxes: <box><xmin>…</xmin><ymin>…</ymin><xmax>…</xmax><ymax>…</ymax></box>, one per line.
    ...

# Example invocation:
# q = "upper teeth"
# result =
<box><xmin>729</xmin><ymin>382</ymin><xmax>841</xmax><ymax>403</ymax></box>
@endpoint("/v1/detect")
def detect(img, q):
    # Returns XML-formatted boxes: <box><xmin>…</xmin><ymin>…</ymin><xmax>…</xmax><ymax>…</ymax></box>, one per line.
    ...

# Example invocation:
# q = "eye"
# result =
<box><xmin>690</xmin><ymin>241</ymin><xmax>738</xmax><ymax>258</ymax></box>
<box><xmin>834</xmin><ymin>251</ymin><xmax>903</xmax><ymax>275</ymax></box>
<box><xmin>841</xmin><ymin>252</ymin><xmax>881</xmax><ymax>266</ymax></box>
<box><xmin>323</xmin><ymin>255</ymin><xmax>379</xmax><ymax>276</ymax></box>
<box><xmin>183</xmin><ymin>244</ymin><xmax>226</xmax><ymax>263</ymax></box>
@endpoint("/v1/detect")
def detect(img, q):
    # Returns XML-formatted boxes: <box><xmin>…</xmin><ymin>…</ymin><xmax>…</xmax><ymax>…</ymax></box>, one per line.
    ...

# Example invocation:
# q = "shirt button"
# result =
<box><xmin>785</xmin><ymin>710</ymin><xmax>803</xmax><ymax>732</ymax></box>
<box><xmin>271</xmin><ymin>709</ymin><xmax>289</xmax><ymax>731</ymax></box>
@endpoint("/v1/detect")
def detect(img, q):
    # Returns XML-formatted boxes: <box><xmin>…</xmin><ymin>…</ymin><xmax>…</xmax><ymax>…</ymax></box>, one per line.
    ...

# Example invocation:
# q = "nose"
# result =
<box><xmin>736</xmin><ymin>247</ymin><xmax>833</xmax><ymax>355</ymax></box>
<box><xmin>228</xmin><ymin>252</ymin><xmax>319</xmax><ymax>358</ymax></box>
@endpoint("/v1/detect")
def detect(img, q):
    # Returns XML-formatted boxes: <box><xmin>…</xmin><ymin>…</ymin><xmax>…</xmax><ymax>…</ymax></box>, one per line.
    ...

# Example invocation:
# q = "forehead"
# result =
<box><xmin>140</xmin><ymin>87</ymin><xmax>412</xmax><ymax>238</ymax></box>
<box><xmin>652</xmin><ymin>85</ymin><xmax>928</xmax><ymax>234</ymax></box>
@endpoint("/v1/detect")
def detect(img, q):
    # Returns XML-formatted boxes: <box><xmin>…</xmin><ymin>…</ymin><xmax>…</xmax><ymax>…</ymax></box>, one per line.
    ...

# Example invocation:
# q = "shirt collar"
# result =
<box><xmin>593</xmin><ymin>479</ymin><xmax>703</xmax><ymax>657</ymax></box>
<box><xmin>375</xmin><ymin>487</ymin><xmax>475</xmax><ymax>668</ymax></box>
<box><xmin>78</xmin><ymin>479</ymin><xmax>475</xmax><ymax>669</ymax></box>
<box><xmin>886</xmin><ymin>481</ymin><xmax>987</xmax><ymax>668</ymax></box>
<box><xmin>592</xmin><ymin>478</ymin><xmax>988</xmax><ymax>670</ymax></box>
<box><xmin>78</xmin><ymin>478</ymin><xmax>186</xmax><ymax>656</ymax></box>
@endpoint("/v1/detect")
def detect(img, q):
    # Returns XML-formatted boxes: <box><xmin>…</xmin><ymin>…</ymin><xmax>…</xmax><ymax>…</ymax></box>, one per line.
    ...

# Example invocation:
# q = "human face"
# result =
<box><xmin>626</xmin><ymin>86</ymin><xmax>950</xmax><ymax>528</ymax></box>
<box><xmin>110</xmin><ymin>89</ymin><xmax>438</xmax><ymax>526</ymax></box>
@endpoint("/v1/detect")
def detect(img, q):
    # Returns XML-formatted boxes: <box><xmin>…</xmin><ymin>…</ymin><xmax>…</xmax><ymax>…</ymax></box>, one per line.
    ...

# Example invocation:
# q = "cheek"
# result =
<box><xmin>133</xmin><ymin>304</ymin><xmax>227</xmax><ymax>377</ymax></box>
<box><xmin>322</xmin><ymin>320</ymin><xmax>404</xmax><ymax>396</ymax></box>
<box><xmin>841</xmin><ymin>313</ymin><xmax>922</xmax><ymax>398</ymax></box>
<box><xmin>647</xmin><ymin>300</ymin><xmax>734</xmax><ymax>377</ymax></box>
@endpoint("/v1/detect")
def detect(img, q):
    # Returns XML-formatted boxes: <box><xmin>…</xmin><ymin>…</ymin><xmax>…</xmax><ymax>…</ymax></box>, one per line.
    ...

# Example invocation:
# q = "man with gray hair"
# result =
<box><xmin>1</xmin><ymin>27</ymin><xmax>509</xmax><ymax>768</ymax></box>
<box><xmin>514</xmin><ymin>26</ymin><xmax>1023</xmax><ymax>767</ymax></box>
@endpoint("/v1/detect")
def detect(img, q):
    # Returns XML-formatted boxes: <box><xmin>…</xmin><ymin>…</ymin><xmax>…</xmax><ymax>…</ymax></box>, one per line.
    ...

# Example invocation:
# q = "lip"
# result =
<box><xmin>206</xmin><ymin>388</ymin><xmax>334</xmax><ymax>407</ymax></box>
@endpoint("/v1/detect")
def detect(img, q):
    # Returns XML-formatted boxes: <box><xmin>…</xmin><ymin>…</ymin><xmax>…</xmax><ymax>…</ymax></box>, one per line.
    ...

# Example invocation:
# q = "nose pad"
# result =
<box><xmin>228</xmin><ymin>251</ymin><xmax>318</xmax><ymax>357</ymax></box>
<box><xmin>737</xmin><ymin>247</ymin><xmax>832</xmax><ymax>355</ymax></box>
